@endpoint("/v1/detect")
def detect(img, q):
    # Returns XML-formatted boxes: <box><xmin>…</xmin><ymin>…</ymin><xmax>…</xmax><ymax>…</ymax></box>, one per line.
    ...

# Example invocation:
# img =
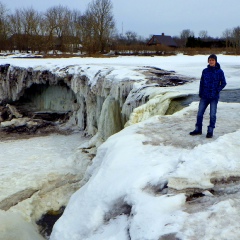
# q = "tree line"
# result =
<box><xmin>0</xmin><ymin>0</ymin><xmax>240</xmax><ymax>55</ymax></box>
<box><xmin>0</xmin><ymin>0</ymin><xmax>115</xmax><ymax>54</ymax></box>
<box><xmin>175</xmin><ymin>28</ymin><xmax>240</xmax><ymax>51</ymax></box>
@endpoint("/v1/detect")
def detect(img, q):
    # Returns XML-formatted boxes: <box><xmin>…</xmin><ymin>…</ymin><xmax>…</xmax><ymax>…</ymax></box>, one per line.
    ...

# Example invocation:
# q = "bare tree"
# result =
<box><xmin>0</xmin><ymin>2</ymin><xmax>7</xmax><ymax>32</ymax></box>
<box><xmin>68</xmin><ymin>10</ymin><xmax>82</xmax><ymax>53</ymax></box>
<box><xmin>79</xmin><ymin>10</ymin><xmax>97</xmax><ymax>53</ymax></box>
<box><xmin>1</xmin><ymin>2</ymin><xmax>97</xmax><ymax>54</ymax></box>
<box><xmin>125</xmin><ymin>31</ymin><xmax>137</xmax><ymax>45</ymax></box>
<box><xmin>0</xmin><ymin>2</ymin><xmax>9</xmax><ymax>50</ymax></box>
<box><xmin>20</xmin><ymin>8</ymin><xmax>43</xmax><ymax>52</ymax></box>
<box><xmin>180</xmin><ymin>29</ymin><xmax>194</xmax><ymax>47</ymax></box>
<box><xmin>86</xmin><ymin>0</ymin><xmax>115</xmax><ymax>53</ymax></box>
<box><xmin>8</xmin><ymin>9</ymin><xmax>24</xmax><ymax>51</ymax></box>
<box><xmin>21</xmin><ymin>8</ymin><xmax>40</xmax><ymax>35</ymax></box>
<box><xmin>222</xmin><ymin>28</ymin><xmax>232</xmax><ymax>48</ymax></box>
<box><xmin>232</xmin><ymin>26</ymin><xmax>240</xmax><ymax>50</ymax></box>
<box><xmin>8</xmin><ymin>9</ymin><xmax>22</xmax><ymax>35</ymax></box>
<box><xmin>8</xmin><ymin>8</ymin><xmax>43</xmax><ymax>52</ymax></box>
<box><xmin>44</xmin><ymin>5</ymin><xmax>72</xmax><ymax>53</ymax></box>
<box><xmin>199</xmin><ymin>30</ymin><xmax>208</xmax><ymax>39</ymax></box>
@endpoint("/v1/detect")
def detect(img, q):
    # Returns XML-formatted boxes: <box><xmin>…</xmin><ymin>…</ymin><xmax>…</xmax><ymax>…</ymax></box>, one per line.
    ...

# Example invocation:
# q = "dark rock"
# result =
<box><xmin>0</xmin><ymin>64</ymin><xmax>10</xmax><ymax>74</ymax></box>
<box><xmin>36</xmin><ymin>207</ymin><xmax>65</xmax><ymax>239</ymax></box>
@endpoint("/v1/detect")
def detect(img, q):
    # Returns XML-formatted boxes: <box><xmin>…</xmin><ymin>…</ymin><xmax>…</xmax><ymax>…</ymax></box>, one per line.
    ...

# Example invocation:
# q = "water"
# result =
<box><xmin>166</xmin><ymin>89</ymin><xmax>240</xmax><ymax>115</ymax></box>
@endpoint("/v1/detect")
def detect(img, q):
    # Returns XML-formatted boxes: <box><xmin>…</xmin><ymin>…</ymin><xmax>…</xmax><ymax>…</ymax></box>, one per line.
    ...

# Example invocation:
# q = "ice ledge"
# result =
<box><xmin>168</xmin><ymin>177</ymin><xmax>214</xmax><ymax>190</ymax></box>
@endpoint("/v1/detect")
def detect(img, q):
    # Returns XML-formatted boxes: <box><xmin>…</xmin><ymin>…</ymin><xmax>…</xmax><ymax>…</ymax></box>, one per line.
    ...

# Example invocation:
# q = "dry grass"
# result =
<box><xmin>7</xmin><ymin>47</ymin><xmax>240</xmax><ymax>58</ymax></box>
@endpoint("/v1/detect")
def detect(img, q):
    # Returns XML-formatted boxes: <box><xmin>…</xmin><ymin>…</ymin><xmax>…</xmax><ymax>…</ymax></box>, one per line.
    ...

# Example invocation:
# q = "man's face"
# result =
<box><xmin>208</xmin><ymin>58</ymin><xmax>216</xmax><ymax>67</ymax></box>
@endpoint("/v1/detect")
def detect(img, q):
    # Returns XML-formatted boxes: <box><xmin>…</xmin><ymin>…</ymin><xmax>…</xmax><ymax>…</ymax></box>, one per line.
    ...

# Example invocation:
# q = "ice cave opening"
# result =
<box><xmin>15</xmin><ymin>82</ymin><xmax>77</xmax><ymax>121</ymax></box>
<box><xmin>0</xmin><ymin>82</ymin><xmax>78</xmax><ymax>136</ymax></box>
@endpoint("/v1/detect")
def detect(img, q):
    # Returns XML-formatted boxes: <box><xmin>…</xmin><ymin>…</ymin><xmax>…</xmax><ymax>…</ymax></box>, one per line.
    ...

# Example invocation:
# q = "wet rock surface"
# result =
<box><xmin>143</xmin><ymin>66</ymin><xmax>194</xmax><ymax>87</ymax></box>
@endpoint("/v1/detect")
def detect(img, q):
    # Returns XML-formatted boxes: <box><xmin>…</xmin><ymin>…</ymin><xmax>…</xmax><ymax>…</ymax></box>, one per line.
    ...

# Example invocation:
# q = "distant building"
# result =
<box><xmin>147</xmin><ymin>33</ymin><xmax>177</xmax><ymax>48</ymax></box>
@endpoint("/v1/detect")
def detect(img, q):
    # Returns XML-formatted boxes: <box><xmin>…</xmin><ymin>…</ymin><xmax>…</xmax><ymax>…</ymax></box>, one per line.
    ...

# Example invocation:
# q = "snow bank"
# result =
<box><xmin>0</xmin><ymin>134</ymin><xmax>89</xmax><ymax>221</ymax></box>
<box><xmin>51</xmin><ymin>101</ymin><xmax>240</xmax><ymax>240</ymax></box>
<box><xmin>0</xmin><ymin>210</ymin><xmax>44</xmax><ymax>240</ymax></box>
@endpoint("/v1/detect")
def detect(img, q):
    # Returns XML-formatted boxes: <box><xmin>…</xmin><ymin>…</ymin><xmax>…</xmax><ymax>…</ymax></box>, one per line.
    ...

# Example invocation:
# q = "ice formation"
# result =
<box><xmin>0</xmin><ymin>55</ymin><xmax>239</xmax><ymax>240</ymax></box>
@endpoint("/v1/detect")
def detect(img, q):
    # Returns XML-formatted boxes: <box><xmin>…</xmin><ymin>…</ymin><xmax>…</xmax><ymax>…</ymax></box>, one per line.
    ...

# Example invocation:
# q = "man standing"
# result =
<box><xmin>190</xmin><ymin>54</ymin><xmax>227</xmax><ymax>138</ymax></box>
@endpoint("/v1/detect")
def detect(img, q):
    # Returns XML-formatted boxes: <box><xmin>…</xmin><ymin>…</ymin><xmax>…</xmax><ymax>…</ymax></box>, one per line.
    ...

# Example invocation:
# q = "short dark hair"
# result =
<box><xmin>208</xmin><ymin>54</ymin><xmax>217</xmax><ymax>62</ymax></box>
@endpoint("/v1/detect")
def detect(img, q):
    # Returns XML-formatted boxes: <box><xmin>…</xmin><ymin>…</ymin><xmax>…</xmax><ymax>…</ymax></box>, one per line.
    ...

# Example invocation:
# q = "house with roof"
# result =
<box><xmin>147</xmin><ymin>33</ymin><xmax>177</xmax><ymax>48</ymax></box>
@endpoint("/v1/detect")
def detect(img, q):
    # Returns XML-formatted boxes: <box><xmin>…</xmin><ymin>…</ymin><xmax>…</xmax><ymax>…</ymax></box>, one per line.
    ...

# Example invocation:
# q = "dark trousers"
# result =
<box><xmin>196</xmin><ymin>98</ymin><xmax>218</xmax><ymax>132</ymax></box>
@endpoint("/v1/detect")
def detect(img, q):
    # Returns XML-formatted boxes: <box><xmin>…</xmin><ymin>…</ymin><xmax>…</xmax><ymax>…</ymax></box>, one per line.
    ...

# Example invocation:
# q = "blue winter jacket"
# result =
<box><xmin>199</xmin><ymin>62</ymin><xmax>227</xmax><ymax>99</ymax></box>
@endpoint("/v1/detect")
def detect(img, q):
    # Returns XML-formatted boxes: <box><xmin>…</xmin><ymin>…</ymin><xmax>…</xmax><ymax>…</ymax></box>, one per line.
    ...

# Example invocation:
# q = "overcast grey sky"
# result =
<box><xmin>1</xmin><ymin>0</ymin><xmax>240</xmax><ymax>38</ymax></box>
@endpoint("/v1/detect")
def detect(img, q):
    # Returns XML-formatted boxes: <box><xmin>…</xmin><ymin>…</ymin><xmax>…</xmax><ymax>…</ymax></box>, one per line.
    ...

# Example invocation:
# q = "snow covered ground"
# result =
<box><xmin>0</xmin><ymin>54</ymin><xmax>240</xmax><ymax>240</ymax></box>
<box><xmin>0</xmin><ymin>54</ymin><xmax>239</xmax><ymax>90</ymax></box>
<box><xmin>0</xmin><ymin>134</ymin><xmax>88</xmax><ymax>212</ymax></box>
<box><xmin>0</xmin><ymin>133</ymin><xmax>89</xmax><ymax>240</ymax></box>
<box><xmin>50</xmin><ymin>101</ymin><xmax>240</xmax><ymax>240</ymax></box>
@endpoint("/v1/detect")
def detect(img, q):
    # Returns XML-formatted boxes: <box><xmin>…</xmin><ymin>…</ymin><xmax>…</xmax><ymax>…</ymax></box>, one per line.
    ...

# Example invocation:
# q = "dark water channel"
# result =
<box><xmin>188</xmin><ymin>89</ymin><xmax>240</xmax><ymax>104</ymax></box>
<box><xmin>166</xmin><ymin>89</ymin><xmax>240</xmax><ymax>115</ymax></box>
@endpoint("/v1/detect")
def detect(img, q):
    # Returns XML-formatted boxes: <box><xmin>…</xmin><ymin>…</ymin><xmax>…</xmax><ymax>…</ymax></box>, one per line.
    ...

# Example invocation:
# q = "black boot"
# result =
<box><xmin>206</xmin><ymin>126</ymin><xmax>213</xmax><ymax>138</ymax></box>
<box><xmin>189</xmin><ymin>126</ymin><xmax>202</xmax><ymax>135</ymax></box>
<box><xmin>206</xmin><ymin>132</ymin><xmax>213</xmax><ymax>138</ymax></box>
